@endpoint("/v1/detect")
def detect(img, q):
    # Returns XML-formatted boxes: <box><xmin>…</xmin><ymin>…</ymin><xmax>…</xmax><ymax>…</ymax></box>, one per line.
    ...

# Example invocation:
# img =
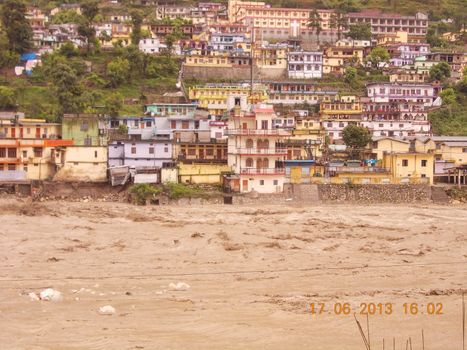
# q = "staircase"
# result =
<box><xmin>431</xmin><ymin>186</ymin><xmax>450</xmax><ymax>204</ymax></box>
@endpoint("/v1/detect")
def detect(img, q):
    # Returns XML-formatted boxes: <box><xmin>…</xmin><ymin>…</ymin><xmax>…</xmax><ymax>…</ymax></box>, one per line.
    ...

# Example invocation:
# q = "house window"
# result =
<box><xmin>182</xmin><ymin>121</ymin><xmax>189</xmax><ymax>129</ymax></box>
<box><xmin>273</xmin><ymin>180</ymin><xmax>278</xmax><ymax>185</ymax></box>
<box><xmin>8</xmin><ymin>164</ymin><xmax>16</xmax><ymax>171</ymax></box>
<box><xmin>94</xmin><ymin>151</ymin><xmax>98</xmax><ymax>158</ymax></box>
<box><xmin>421</xmin><ymin>159</ymin><xmax>427</xmax><ymax>167</ymax></box>
<box><xmin>149</xmin><ymin>146</ymin><xmax>154</xmax><ymax>154</ymax></box>
<box><xmin>246</xmin><ymin>158</ymin><xmax>253</xmax><ymax>167</ymax></box>
<box><xmin>7</xmin><ymin>148</ymin><xmax>16</xmax><ymax>158</ymax></box>
<box><xmin>164</xmin><ymin>147</ymin><xmax>169</xmax><ymax>153</ymax></box>
<box><xmin>22</xmin><ymin>150</ymin><xmax>27</xmax><ymax>158</ymax></box>
<box><xmin>402</xmin><ymin>159</ymin><xmax>408</xmax><ymax>167</ymax></box>
<box><xmin>131</xmin><ymin>147</ymin><xmax>136</xmax><ymax>154</ymax></box>
<box><xmin>33</xmin><ymin>148</ymin><xmax>43</xmax><ymax>158</ymax></box>
<box><xmin>259</xmin><ymin>180</ymin><xmax>264</xmax><ymax>185</ymax></box>
<box><xmin>80</xmin><ymin>122</ymin><xmax>89</xmax><ymax>131</ymax></box>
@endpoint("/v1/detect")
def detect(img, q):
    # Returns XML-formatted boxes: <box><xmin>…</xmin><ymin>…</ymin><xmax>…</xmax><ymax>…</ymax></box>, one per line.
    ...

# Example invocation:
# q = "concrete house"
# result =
<box><xmin>227</xmin><ymin>104</ymin><xmax>290</xmax><ymax>193</ymax></box>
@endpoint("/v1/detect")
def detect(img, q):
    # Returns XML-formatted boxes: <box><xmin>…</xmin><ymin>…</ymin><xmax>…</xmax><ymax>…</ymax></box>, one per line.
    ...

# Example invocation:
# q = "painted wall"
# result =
<box><xmin>178</xmin><ymin>162</ymin><xmax>231</xmax><ymax>184</ymax></box>
<box><xmin>54</xmin><ymin>146</ymin><xmax>108</xmax><ymax>182</ymax></box>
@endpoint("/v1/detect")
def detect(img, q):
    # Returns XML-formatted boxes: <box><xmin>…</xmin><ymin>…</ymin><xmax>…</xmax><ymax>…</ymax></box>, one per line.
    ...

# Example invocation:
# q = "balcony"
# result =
<box><xmin>240</xmin><ymin>167</ymin><xmax>285</xmax><ymax>175</ymax></box>
<box><xmin>225</xmin><ymin>129</ymin><xmax>290</xmax><ymax>136</ymax></box>
<box><xmin>231</xmin><ymin>148</ymin><xmax>287</xmax><ymax>155</ymax></box>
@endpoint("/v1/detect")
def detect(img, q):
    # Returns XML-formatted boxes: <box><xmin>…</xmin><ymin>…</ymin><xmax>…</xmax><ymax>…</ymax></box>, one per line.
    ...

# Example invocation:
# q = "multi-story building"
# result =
<box><xmin>108</xmin><ymin>140</ymin><xmax>173</xmax><ymax>168</ymax></box>
<box><xmin>366</xmin><ymin>82</ymin><xmax>437</xmax><ymax>107</ymax></box>
<box><xmin>361</xmin><ymin>101</ymin><xmax>431</xmax><ymax>138</ymax></box>
<box><xmin>253</xmin><ymin>43</ymin><xmax>288</xmax><ymax>70</ymax></box>
<box><xmin>139</xmin><ymin>37</ymin><xmax>166</xmax><ymax>54</ymax></box>
<box><xmin>388</xmin><ymin>69</ymin><xmax>428</xmax><ymax>83</ymax></box>
<box><xmin>144</xmin><ymin>103</ymin><xmax>198</xmax><ymax>117</ymax></box>
<box><xmin>323</xmin><ymin>46</ymin><xmax>365</xmax><ymax>74</ymax></box>
<box><xmin>188</xmin><ymin>84</ymin><xmax>269</xmax><ymax>116</ymax></box>
<box><xmin>231</xmin><ymin>1</ymin><xmax>336</xmax><ymax>42</ymax></box>
<box><xmin>347</xmin><ymin>10</ymin><xmax>428</xmax><ymax>41</ymax></box>
<box><xmin>227</xmin><ymin>104</ymin><xmax>289</xmax><ymax>193</ymax></box>
<box><xmin>287</xmin><ymin>51</ymin><xmax>323</xmax><ymax>79</ymax></box>
<box><xmin>265</xmin><ymin>81</ymin><xmax>339</xmax><ymax>105</ymax></box>
<box><xmin>0</xmin><ymin>117</ymin><xmax>72</xmax><ymax>180</ymax></box>
<box><xmin>284</xmin><ymin>112</ymin><xmax>324</xmax><ymax>160</ymax></box>
<box><xmin>320</xmin><ymin>96</ymin><xmax>363</xmax><ymax>141</ymax></box>
<box><xmin>210</xmin><ymin>32</ymin><xmax>250</xmax><ymax>52</ymax></box>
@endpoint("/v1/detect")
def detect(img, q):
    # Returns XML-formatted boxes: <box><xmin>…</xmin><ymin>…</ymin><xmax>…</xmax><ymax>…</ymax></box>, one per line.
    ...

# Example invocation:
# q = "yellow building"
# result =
<box><xmin>371</xmin><ymin>137</ymin><xmax>411</xmax><ymax>160</ymax></box>
<box><xmin>320</xmin><ymin>95</ymin><xmax>363</xmax><ymax>120</ymax></box>
<box><xmin>286</xmin><ymin>116</ymin><xmax>324</xmax><ymax>159</ymax></box>
<box><xmin>188</xmin><ymin>84</ymin><xmax>268</xmax><ymax>116</ymax></box>
<box><xmin>435</xmin><ymin>141</ymin><xmax>467</xmax><ymax>166</ymax></box>
<box><xmin>382</xmin><ymin>152</ymin><xmax>434</xmax><ymax>184</ymax></box>
<box><xmin>0</xmin><ymin>118</ymin><xmax>61</xmax><ymax>139</ymax></box>
<box><xmin>253</xmin><ymin>44</ymin><xmax>288</xmax><ymax>69</ymax></box>
<box><xmin>178</xmin><ymin>162</ymin><xmax>232</xmax><ymax>184</ymax></box>
<box><xmin>323</xmin><ymin>47</ymin><xmax>364</xmax><ymax>74</ymax></box>
<box><xmin>184</xmin><ymin>54</ymin><xmax>233</xmax><ymax>68</ymax></box>
<box><xmin>0</xmin><ymin>139</ymin><xmax>74</xmax><ymax>180</ymax></box>
<box><xmin>377</xmin><ymin>31</ymin><xmax>409</xmax><ymax>45</ymax></box>
<box><xmin>53</xmin><ymin>146</ymin><xmax>108</xmax><ymax>182</ymax></box>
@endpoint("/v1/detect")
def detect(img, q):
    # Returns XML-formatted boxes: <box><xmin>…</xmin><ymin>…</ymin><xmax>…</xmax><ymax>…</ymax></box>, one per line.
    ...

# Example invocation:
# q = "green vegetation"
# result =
<box><xmin>164</xmin><ymin>182</ymin><xmax>205</xmax><ymax>200</ymax></box>
<box><xmin>129</xmin><ymin>183</ymin><xmax>162</xmax><ymax>205</ymax></box>
<box><xmin>129</xmin><ymin>182</ymin><xmax>213</xmax><ymax>205</ymax></box>
<box><xmin>342</xmin><ymin>124</ymin><xmax>372</xmax><ymax>157</ymax></box>
<box><xmin>429</xmin><ymin>62</ymin><xmax>451</xmax><ymax>82</ymax></box>
<box><xmin>348</xmin><ymin>22</ymin><xmax>371</xmax><ymax>40</ymax></box>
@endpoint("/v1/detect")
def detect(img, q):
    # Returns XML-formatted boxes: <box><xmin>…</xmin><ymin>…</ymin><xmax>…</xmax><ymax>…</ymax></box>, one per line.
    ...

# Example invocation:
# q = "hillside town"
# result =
<box><xmin>1</xmin><ymin>0</ymin><xmax>466</xmax><ymax>195</ymax></box>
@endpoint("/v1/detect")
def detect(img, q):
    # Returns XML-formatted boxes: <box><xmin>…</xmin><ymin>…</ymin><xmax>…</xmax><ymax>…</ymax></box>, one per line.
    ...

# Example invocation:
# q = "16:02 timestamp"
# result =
<box><xmin>310</xmin><ymin>302</ymin><xmax>443</xmax><ymax>316</ymax></box>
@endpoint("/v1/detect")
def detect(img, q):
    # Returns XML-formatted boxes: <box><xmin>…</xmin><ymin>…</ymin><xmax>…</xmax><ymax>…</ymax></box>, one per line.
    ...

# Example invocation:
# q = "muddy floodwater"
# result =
<box><xmin>0</xmin><ymin>198</ymin><xmax>466</xmax><ymax>349</ymax></box>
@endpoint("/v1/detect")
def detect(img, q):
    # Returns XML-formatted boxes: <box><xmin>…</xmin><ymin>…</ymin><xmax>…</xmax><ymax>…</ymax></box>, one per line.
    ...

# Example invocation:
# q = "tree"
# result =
<box><xmin>104</xmin><ymin>93</ymin><xmax>123</xmax><ymax>117</ymax></box>
<box><xmin>330</xmin><ymin>10</ymin><xmax>348</xmax><ymax>40</ymax></box>
<box><xmin>0</xmin><ymin>0</ymin><xmax>32</xmax><ymax>53</ymax></box>
<box><xmin>344</xmin><ymin>67</ymin><xmax>358</xmax><ymax>85</ymax></box>
<box><xmin>440</xmin><ymin>87</ymin><xmax>457</xmax><ymax>116</ymax></box>
<box><xmin>130</xmin><ymin>10</ymin><xmax>144</xmax><ymax>46</ymax></box>
<box><xmin>107</xmin><ymin>58</ymin><xmax>131</xmax><ymax>87</ymax></box>
<box><xmin>59</xmin><ymin>41</ymin><xmax>79</xmax><ymax>58</ymax></box>
<box><xmin>51</xmin><ymin>9</ymin><xmax>84</xmax><ymax>24</ymax></box>
<box><xmin>307</xmin><ymin>9</ymin><xmax>322</xmax><ymax>46</ymax></box>
<box><xmin>0</xmin><ymin>86</ymin><xmax>16</xmax><ymax>110</ymax></box>
<box><xmin>342</xmin><ymin>124</ymin><xmax>372</xmax><ymax>158</ymax></box>
<box><xmin>48</xmin><ymin>63</ymin><xmax>84</xmax><ymax>115</ymax></box>
<box><xmin>348</xmin><ymin>22</ymin><xmax>371</xmax><ymax>40</ymax></box>
<box><xmin>367</xmin><ymin>47</ymin><xmax>390</xmax><ymax>68</ymax></box>
<box><xmin>429</xmin><ymin>62</ymin><xmax>451</xmax><ymax>81</ymax></box>
<box><xmin>78</xmin><ymin>0</ymin><xmax>99</xmax><ymax>53</ymax></box>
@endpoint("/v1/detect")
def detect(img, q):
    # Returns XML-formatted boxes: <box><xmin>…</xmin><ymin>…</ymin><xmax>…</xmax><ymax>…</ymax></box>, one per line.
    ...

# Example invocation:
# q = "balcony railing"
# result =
<box><xmin>231</xmin><ymin>148</ymin><xmax>287</xmax><ymax>155</ymax></box>
<box><xmin>240</xmin><ymin>167</ymin><xmax>285</xmax><ymax>175</ymax></box>
<box><xmin>225</xmin><ymin>129</ymin><xmax>290</xmax><ymax>136</ymax></box>
<box><xmin>329</xmin><ymin>166</ymin><xmax>390</xmax><ymax>174</ymax></box>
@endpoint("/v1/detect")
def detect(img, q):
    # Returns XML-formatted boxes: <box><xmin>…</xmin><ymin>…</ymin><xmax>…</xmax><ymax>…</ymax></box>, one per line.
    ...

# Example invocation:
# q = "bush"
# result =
<box><xmin>129</xmin><ymin>184</ymin><xmax>162</xmax><ymax>205</ymax></box>
<box><xmin>164</xmin><ymin>182</ymin><xmax>204</xmax><ymax>200</ymax></box>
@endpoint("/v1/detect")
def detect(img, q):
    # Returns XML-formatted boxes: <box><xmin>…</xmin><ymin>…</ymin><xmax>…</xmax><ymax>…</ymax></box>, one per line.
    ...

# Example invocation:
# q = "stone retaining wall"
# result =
<box><xmin>317</xmin><ymin>184</ymin><xmax>432</xmax><ymax>203</ymax></box>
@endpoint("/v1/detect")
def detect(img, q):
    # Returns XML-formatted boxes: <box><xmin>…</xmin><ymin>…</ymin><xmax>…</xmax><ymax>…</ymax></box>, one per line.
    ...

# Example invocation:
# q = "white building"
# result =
<box><xmin>227</xmin><ymin>104</ymin><xmax>289</xmax><ymax>193</ymax></box>
<box><xmin>287</xmin><ymin>51</ymin><xmax>323</xmax><ymax>79</ymax></box>
<box><xmin>139</xmin><ymin>38</ymin><xmax>166</xmax><ymax>54</ymax></box>
<box><xmin>366</xmin><ymin>83</ymin><xmax>436</xmax><ymax>107</ymax></box>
